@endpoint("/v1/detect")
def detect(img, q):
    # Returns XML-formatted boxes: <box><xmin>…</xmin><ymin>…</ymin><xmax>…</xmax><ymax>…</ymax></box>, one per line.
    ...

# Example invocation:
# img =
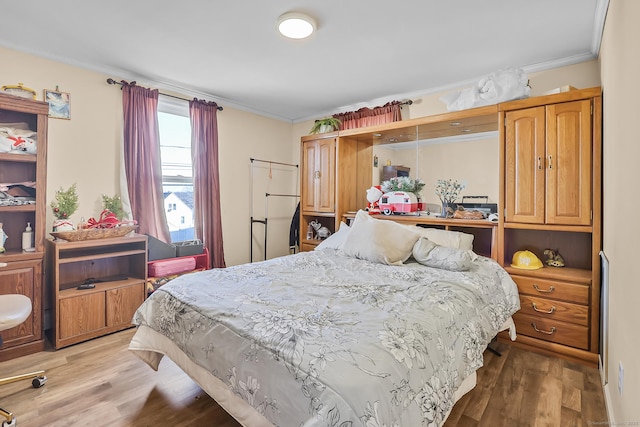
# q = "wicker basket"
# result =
<box><xmin>51</xmin><ymin>225</ymin><xmax>138</xmax><ymax>242</ymax></box>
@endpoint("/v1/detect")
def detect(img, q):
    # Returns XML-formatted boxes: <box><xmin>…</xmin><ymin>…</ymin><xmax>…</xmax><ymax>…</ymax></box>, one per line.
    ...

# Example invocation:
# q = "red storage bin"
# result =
<box><xmin>148</xmin><ymin>257</ymin><xmax>196</xmax><ymax>277</ymax></box>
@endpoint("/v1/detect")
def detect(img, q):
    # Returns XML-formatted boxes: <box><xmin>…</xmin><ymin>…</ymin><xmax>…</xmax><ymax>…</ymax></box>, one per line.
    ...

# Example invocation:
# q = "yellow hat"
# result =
<box><xmin>511</xmin><ymin>250</ymin><xmax>543</xmax><ymax>270</ymax></box>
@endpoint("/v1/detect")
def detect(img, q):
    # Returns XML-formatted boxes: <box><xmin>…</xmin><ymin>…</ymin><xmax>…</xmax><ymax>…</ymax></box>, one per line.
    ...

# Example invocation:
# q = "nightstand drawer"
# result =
<box><xmin>513</xmin><ymin>312</ymin><xmax>588</xmax><ymax>350</ymax></box>
<box><xmin>511</xmin><ymin>275</ymin><xmax>589</xmax><ymax>304</ymax></box>
<box><xmin>518</xmin><ymin>295</ymin><xmax>589</xmax><ymax>326</ymax></box>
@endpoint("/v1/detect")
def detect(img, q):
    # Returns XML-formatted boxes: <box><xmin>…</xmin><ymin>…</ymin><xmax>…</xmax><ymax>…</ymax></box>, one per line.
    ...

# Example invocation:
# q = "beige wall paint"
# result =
<box><xmin>600</xmin><ymin>0</ymin><xmax>640</xmax><ymax>423</ymax></box>
<box><xmin>0</xmin><ymin>46</ymin><xmax>294</xmax><ymax>268</ymax></box>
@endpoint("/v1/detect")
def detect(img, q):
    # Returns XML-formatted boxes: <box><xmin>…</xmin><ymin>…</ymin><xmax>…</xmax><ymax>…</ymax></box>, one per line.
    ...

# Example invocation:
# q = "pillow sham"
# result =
<box><xmin>412</xmin><ymin>236</ymin><xmax>474</xmax><ymax>271</ymax></box>
<box><xmin>340</xmin><ymin>210</ymin><xmax>421</xmax><ymax>265</ymax></box>
<box><xmin>410</xmin><ymin>226</ymin><xmax>475</xmax><ymax>251</ymax></box>
<box><xmin>315</xmin><ymin>221</ymin><xmax>350</xmax><ymax>250</ymax></box>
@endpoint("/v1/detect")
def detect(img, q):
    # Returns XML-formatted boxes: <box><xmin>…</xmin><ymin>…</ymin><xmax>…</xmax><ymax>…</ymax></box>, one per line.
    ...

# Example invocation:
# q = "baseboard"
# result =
<box><xmin>602</xmin><ymin>382</ymin><xmax>615</xmax><ymax>425</ymax></box>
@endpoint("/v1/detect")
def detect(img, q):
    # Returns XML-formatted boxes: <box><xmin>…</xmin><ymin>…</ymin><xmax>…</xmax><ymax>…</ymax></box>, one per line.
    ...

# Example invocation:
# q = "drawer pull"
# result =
<box><xmin>533</xmin><ymin>284</ymin><xmax>555</xmax><ymax>294</ymax></box>
<box><xmin>532</xmin><ymin>302</ymin><xmax>556</xmax><ymax>314</ymax></box>
<box><xmin>531</xmin><ymin>322</ymin><xmax>556</xmax><ymax>335</ymax></box>
<box><xmin>0</xmin><ymin>262</ymin><xmax>7</xmax><ymax>267</ymax></box>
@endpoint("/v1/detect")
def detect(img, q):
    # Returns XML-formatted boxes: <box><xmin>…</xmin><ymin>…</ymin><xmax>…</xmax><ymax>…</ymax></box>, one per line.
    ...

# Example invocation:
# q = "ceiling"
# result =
<box><xmin>0</xmin><ymin>1</ymin><xmax>607</xmax><ymax>123</ymax></box>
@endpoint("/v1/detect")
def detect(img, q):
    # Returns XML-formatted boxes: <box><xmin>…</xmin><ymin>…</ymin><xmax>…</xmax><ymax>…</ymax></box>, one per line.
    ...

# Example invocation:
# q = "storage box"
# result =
<box><xmin>147</xmin><ymin>234</ymin><xmax>176</xmax><ymax>261</ymax></box>
<box><xmin>148</xmin><ymin>257</ymin><xmax>196</xmax><ymax>277</ymax></box>
<box><xmin>175</xmin><ymin>240</ymin><xmax>204</xmax><ymax>257</ymax></box>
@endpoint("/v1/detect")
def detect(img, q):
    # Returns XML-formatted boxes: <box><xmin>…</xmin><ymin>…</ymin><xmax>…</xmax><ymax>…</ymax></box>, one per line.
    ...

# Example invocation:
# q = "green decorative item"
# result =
<box><xmin>309</xmin><ymin>117</ymin><xmax>342</xmax><ymax>134</ymax></box>
<box><xmin>102</xmin><ymin>194</ymin><xmax>126</xmax><ymax>220</ymax></box>
<box><xmin>381</xmin><ymin>176</ymin><xmax>425</xmax><ymax>195</ymax></box>
<box><xmin>51</xmin><ymin>183</ymin><xmax>78</xmax><ymax>219</ymax></box>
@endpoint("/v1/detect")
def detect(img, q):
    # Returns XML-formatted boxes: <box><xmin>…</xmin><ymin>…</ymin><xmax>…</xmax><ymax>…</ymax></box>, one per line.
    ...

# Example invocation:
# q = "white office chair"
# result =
<box><xmin>0</xmin><ymin>294</ymin><xmax>47</xmax><ymax>427</ymax></box>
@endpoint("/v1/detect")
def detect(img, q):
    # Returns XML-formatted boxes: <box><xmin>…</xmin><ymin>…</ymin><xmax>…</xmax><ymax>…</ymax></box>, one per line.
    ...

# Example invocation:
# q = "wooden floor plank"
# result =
<box><xmin>0</xmin><ymin>329</ymin><xmax>608</xmax><ymax>426</ymax></box>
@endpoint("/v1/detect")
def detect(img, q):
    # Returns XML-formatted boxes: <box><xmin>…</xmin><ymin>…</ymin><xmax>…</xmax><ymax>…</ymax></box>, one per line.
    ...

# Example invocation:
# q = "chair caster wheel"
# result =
<box><xmin>32</xmin><ymin>376</ymin><xmax>47</xmax><ymax>388</ymax></box>
<box><xmin>2</xmin><ymin>416</ymin><xmax>17</xmax><ymax>427</ymax></box>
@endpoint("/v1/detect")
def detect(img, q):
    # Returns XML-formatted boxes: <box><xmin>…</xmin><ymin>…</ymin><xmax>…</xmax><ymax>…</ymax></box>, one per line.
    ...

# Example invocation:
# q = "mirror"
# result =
<box><xmin>371</xmin><ymin>126</ymin><xmax>500</xmax><ymax>210</ymax></box>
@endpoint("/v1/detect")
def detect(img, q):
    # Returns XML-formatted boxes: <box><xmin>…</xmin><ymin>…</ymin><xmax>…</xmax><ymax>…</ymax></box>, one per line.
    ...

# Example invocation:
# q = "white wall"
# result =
<box><xmin>0</xmin><ymin>45</ymin><xmax>294</xmax><ymax>268</ymax></box>
<box><xmin>600</xmin><ymin>0</ymin><xmax>640</xmax><ymax>422</ymax></box>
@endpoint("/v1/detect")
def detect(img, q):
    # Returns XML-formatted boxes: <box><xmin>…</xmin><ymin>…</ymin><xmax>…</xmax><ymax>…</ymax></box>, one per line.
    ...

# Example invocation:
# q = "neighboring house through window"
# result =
<box><xmin>158</xmin><ymin>95</ymin><xmax>195</xmax><ymax>242</ymax></box>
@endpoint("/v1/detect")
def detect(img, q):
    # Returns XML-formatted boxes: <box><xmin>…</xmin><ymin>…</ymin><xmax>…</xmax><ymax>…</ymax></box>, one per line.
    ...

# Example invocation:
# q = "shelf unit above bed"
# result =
<box><xmin>300</xmin><ymin>87</ymin><xmax>603</xmax><ymax>367</ymax></box>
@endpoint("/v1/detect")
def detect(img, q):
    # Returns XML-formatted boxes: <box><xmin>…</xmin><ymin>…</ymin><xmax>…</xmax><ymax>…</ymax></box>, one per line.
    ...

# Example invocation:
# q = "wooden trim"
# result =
<box><xmin>498</xmin><ymin>332</ymin><xmax>599</xmax><ymax>368</ymax></box>
<box><xmin>589</xmin><ymin>95</ymin><xmax>603</xmax><ymax>353</ymax></box>
<box><xmin>498</xmin><ymin>87</ymin><xmax>602</xmax><ymax>111</ymax></box>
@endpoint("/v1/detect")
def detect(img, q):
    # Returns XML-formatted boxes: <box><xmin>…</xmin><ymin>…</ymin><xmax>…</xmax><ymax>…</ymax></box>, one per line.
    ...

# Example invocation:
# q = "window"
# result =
<box><xmin>158</xmin><ymin>96</ymin><xmax>195</xmax><ymax>242</ymax></box>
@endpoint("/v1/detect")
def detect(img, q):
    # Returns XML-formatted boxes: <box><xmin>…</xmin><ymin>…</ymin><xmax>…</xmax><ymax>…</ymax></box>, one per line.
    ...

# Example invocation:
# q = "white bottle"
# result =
<box><xmin>22</xmin><ymin>222</ymin><xmax>34</xmax><ymax>251</ymax></box>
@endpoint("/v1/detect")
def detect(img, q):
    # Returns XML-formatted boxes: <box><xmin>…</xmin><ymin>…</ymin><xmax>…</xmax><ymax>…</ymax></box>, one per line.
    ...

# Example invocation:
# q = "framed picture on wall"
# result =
<box><xmin>44</xmin><ymin>89</ymin><xmax>71</xmax><ymax>119</ymax></box>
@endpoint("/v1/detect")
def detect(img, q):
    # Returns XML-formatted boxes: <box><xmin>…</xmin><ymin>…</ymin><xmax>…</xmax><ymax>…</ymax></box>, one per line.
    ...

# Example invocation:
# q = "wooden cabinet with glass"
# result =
<box><xmin>0</xmin><ymin>93</ymin><xmax>48</xmax><ymax>361</ymax></box>
<box><xmin>46</xmin><ymin>235</ymin><xmax>147</xmax><ymax>349</ymax></box>
<box><xmin>499</xmin><ymin>88</ymin><xmax>602</xmax><ymax>366</ymax></box>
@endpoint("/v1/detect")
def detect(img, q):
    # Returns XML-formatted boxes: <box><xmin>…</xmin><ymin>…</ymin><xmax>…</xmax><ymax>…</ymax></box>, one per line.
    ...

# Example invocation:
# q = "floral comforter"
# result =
<box><xmin>132</xmin><ymin>249</ymin><xmax>519</xmax><ymax>427</ymax></box>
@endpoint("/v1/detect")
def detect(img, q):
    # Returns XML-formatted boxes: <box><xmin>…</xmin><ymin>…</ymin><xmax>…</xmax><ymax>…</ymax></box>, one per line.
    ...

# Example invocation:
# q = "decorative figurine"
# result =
<box><xmin>543</xmin><ymin>249</ymin><xmax>565</xmax><ymax>267</ymax></box>
<box><xmin>309</xmin><ymin>220</ymin><xmax>331</xmax><ymax>239</ymax></box>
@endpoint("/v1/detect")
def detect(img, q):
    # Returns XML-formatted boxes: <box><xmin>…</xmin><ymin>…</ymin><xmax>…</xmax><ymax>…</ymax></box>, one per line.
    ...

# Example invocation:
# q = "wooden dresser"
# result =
<box><xmin>498</xmin><ymin>88</ymin><xmax>602</xmax><ymax>366</ymax></box>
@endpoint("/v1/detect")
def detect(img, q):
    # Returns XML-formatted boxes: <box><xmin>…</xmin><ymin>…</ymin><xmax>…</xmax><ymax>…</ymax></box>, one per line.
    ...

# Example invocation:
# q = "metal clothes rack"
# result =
<box><xmin>250</xmin><ymin>158</ymin><xmax>299</xmax><ymax>262</ymax></box>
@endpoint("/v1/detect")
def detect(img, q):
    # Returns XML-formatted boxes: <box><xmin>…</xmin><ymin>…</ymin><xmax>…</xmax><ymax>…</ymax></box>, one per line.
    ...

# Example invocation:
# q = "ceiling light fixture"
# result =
<box><xmin>278</xmin><ymin>12</ymin><xmax>316</xmax><ymax>39</ymax></box>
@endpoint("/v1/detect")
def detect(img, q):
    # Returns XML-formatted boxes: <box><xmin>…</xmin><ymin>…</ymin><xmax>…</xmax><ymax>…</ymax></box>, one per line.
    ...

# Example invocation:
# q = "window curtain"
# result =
<box><xmin>121</xmin><ymin>83</ymin><xmax>171</xmax><ymax>243</ymax></box>
<box><xmin>334</xmin><ymin>101</ymin><xmax>403</xmax><ymax>130</ymax></box>
<box><xmin>190</xmin><ymin>99</ymin><xmax>226</xmax><ymax>268</ymax></box>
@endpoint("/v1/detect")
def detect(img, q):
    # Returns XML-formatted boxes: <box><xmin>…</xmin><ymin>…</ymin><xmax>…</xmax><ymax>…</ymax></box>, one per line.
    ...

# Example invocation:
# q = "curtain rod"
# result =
<box><xmin>106</xmin><ymin>78</ymin><xmax>223</xmax><ymax>111</ymax></box>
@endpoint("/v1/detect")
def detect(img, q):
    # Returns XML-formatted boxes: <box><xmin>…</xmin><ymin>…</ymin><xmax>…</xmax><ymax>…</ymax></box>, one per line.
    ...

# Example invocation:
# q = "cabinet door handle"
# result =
<box><xmin>548</xmin><ymin>155</ymin><xmax>553</xmax><ymax>169</ymax></box>
<box><xmin>533</xmin><ymin>284</ymin><xmax>555</xmax><ymax>293</ymax></box>
<box><xmin>532</xmin><ymin>302</ymin><xmax>556</xmax><ymax>314</ymax></box>
<box><xmin>537</xmin><ymin>156</ymin><xmax>542</xmax><ymax>170</ymax></box>
<box><xmin>531</xmin><ymin>322</ymin><xmax>556</xmax><ymax>335</ymax></box>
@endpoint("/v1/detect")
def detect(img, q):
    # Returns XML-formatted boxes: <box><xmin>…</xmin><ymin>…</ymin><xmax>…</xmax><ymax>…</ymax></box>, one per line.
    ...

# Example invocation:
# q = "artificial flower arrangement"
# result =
<box><xmin>435</xmin><ymin>179</ymin><xmax>465</xmax><ymax>217</ymax></box>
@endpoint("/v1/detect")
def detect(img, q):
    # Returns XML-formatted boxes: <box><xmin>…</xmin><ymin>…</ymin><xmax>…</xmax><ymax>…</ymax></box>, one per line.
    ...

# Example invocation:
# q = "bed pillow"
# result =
<box><xmin>340</xmin><ymin>210</ymin><xmax>421</xmax><ymax>265</ymax></box>
<box><xmin>412</xmin><ymin>236</ymin><xmax>474</xmax><ymax>271</ymax></box>
<box><xmin>410</xmin><ymin>226</ymin><xmax>475</xmax><ymax>251</ymax></box>
<box><xmin>315</xmin><ymin>221</ymin><xmax>350</xmax><ymax>250</ymax></box>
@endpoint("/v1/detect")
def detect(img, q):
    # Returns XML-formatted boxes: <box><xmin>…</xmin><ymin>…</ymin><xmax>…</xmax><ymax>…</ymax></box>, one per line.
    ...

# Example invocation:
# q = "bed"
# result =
<box><xmin>129</xmin><ymin>211</ymin><xmax>520</xmax><ymax>426</ymax></box>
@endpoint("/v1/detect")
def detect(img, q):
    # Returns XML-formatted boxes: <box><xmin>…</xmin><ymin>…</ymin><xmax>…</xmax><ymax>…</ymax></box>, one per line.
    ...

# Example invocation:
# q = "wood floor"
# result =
<box><xmin>0</xmin><ymin>329</ymin><xmax>608</xmax><ymax>427</ymax></box>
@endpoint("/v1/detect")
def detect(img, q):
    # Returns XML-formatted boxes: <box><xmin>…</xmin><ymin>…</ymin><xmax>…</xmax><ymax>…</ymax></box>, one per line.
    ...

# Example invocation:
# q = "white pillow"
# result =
<box><xmin>340</xmin><ymin>210</ymin><xmax>421</xmax><ymax>265</ymax></box>
<box><xmin>315</xmin><ymin>222</ymin><xmax>350</xmax><ymax>250</ymax></box>
<box><xmin>412</xmin><ymin>237</ymin><xmax>474</xmax><ymax>271</ymax></box>
<box><xmin>409</xmin><ymin>226</ymin><xmax>474</xmax><ymax>251</ymax></box>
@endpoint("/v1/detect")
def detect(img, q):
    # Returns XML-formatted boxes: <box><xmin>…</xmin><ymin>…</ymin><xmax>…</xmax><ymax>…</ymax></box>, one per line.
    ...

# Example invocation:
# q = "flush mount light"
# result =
<box><xmin>278</xmin><ymin>12</ymin><xmax>316</xmax><ymax>39</ymax></box>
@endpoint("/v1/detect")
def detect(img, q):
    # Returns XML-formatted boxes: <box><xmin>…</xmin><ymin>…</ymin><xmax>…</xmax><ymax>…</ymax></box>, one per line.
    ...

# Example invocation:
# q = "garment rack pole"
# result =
<box><xmin>250</xmin><ymin>158</ymin><xmax>299</xmax><ymax>263</ymax></box>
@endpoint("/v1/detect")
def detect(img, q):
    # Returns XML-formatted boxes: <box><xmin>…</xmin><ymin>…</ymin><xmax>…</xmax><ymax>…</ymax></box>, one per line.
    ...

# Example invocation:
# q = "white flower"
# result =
<box><xmin>378</xmin><ymin>322</ymin><xmax>418</xmax><ymax>369</ymax></box>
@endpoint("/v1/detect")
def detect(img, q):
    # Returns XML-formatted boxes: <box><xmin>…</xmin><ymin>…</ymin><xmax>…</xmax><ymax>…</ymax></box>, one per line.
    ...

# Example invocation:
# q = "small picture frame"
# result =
<box><xmin>44</xmin><ymin>89</ymin><xmax>71</xmax><ymax>119</ymax></box>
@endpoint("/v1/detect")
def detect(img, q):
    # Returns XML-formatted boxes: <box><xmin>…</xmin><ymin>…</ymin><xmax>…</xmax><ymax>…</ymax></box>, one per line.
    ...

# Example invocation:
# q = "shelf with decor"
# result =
<box><xmin>0</xmin><ymin>93</ymin><xmax>49</xmax><ymax>362</ymax></box>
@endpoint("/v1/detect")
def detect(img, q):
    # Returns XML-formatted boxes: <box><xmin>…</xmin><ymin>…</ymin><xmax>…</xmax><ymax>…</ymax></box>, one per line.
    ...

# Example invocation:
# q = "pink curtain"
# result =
<box><xmin>190</xmin><ymin>99</ymin><xmax>226</xmax><ymax>268</ymax></box>
<box><xmin>122</xmin><ymin>83</ymin><xmax>171</xmax><ymax>243</ymax></box>
<box><xmin>334</xmin><ymin>101</ymin><xmax>403</xmax><ymax>130</ymax></box>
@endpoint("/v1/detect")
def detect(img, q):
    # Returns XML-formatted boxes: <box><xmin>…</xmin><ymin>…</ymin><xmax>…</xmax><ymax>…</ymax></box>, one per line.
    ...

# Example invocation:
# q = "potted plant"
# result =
<box><xmin>102</xmin><ymin>194</ymin><xmax>126</xmax><ymax>220</ymax></box>
<box><xmin>310</xmin><ymin>117</ymin><xmax>342</xmax><ymax>134</ymax></box>
<box><xmin>51</xmin><ymin>183</ymin><xmax>79</xmax><ymax>231</ymax></box>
